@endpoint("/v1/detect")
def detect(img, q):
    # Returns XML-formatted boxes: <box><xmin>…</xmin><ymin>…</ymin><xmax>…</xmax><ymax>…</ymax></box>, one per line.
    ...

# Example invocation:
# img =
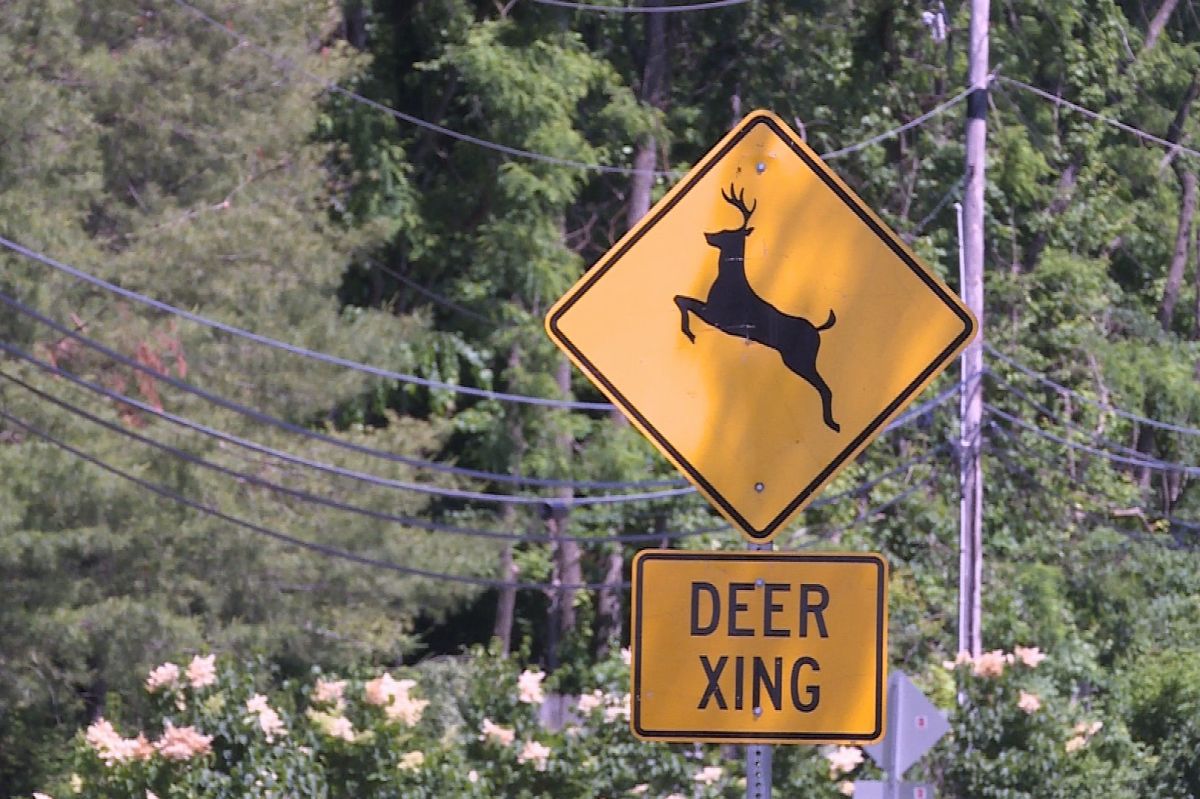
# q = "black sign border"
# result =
<box><xmin>630</xmin><ymin>550</ymin><xmax>887</xmax><ymax>743</ymax></box>
<box><xmin>547</xmin><ymin>113</ymin><xmax>975</xmax><ymax>541</ymax></box>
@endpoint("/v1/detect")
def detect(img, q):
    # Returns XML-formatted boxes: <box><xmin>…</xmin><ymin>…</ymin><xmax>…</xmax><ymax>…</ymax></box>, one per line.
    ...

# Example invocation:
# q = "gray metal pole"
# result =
<box><xmin>884</xmin><ymin>672</ymin><xmax>903</xmax><ymax>799</ymax></box>
<box><xmin>959</xmin><ymin>0</ymin><xmax>989</xmax><ymax>660</ymax></box>
<box><xmin>746</xmin><ymin>540</ymin><xmax>772</xmax><ymax>799</ymax></box>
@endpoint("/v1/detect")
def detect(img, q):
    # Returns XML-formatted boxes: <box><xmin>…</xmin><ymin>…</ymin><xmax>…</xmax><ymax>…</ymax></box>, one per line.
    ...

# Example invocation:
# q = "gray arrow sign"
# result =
<box><xmin>864</xmin><ymin>671</ymin><xmax>950</xmax><ymax>779</ymax></box>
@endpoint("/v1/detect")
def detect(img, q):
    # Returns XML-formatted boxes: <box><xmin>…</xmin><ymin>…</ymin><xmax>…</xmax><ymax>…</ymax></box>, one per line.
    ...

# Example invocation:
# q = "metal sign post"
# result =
<box><xmin>746</xmin><ymin>540</ymin><xmax>773</xmax><ymax>799</ymax></box>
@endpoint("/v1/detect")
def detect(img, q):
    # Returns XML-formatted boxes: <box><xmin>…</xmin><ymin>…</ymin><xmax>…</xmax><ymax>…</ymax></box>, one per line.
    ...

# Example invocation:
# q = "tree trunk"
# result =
<box><xmin>1144</xmin><ymin>0</ymin><xmax>1180</xmax><ymax>54</ymax></box>
<box><xmin>1193</xmin><ymin>218</ymin><xmax>1200</xmax><ymax>339</ymax></box>
<box><xmin>546</xmin><ymin>356</ymin><xmax>581</xmax><ymax>670</ymax></box>
<box><xmin>1159</xmin><ymin>167</ymin><xmax>1196</xmax><ymax>330</ymax></box>
<box><xmin>625</xmin><ymin>0</ymin><xmax>669</xmax><ymax>232</ymax></box>
<box><xmin>594</xmin><ymin>547</ymin><xmax>625</xmax><ymax>656</ymax></box>
<box><xmin>492</xmin><ymin>345</ymin><xmax>526</xmax><ymax>653</ymax></box>
<box><xmin>492</xmin><ymin>526</ymin><xmax>518</xmax><ymax>654</ymax></box>
<box><xmin>343</xmin><ymin>1</ymin><xmax>367</xmax><ymax>49</ymax></box>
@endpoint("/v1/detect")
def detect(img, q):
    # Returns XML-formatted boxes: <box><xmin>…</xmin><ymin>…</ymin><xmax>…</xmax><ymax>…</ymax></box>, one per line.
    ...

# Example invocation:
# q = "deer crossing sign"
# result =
<box><xmin>630</xmin><ymin>550</ymin><xmax>888</xmax><ymax>744</ymax></box>
<box><xmin>545</xmin><ymin>110</ymin><xmax>977</xmax><ymax>543</ymax></box>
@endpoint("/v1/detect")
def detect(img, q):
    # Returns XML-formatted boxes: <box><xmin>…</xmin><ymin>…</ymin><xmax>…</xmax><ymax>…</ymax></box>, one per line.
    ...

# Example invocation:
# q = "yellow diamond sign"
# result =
<box><xmin>546</xmin><ymin>110</ymin><xmax>976</xmax><ymax>543</ymax></box>
<box><xmin>630</xmin><ymin>550</ymin><xmax>888</xmax><ymax>744</ymax></box>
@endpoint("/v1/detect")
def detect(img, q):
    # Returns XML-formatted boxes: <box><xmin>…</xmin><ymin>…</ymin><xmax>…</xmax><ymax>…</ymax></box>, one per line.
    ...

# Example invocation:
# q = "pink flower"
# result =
<box><xmin>364</xmin><ymin>673</ymin><xmax>416</xmax><ymax>706</ymax></box>
<box><xmin>577</xmin><ymin>690</ymin><xmax>604</xmax><ymax>714</ymax></box>
<box><xmin>145</xmin><ymin>662</ymin><xmax>180</xmax><ymax>693</ymax></box>
<box><xmin>693</xmin><ymin>766</ymin><xmax>724</xmax><ymax>785</ymax></box>
<box><xmin>84</xmin><ymin>719</ymin><xmax>151</xmax><ymax>766</ymax></box>
<box><xmin>398</xmin><ymin>751</ymin><xmax>425</xmax><ymax>771</ymax></box>
<box><xmin>186</xmin><ymin>655</ymin><xmax>217</xmax><ymax>689</ymax></box>
<box><xmin>941</xmin><ymin>650</ymin><xmax>973</xmax><ymax>670</ymax></box>
<box><xmin>154</xmin><ymin>722</ymin><xmax>213</xmax><ymax>761</ymax></box>
<box><xmin>825</xmin><ymin>746</ymin><xmax>864</xmax><ymax>777</ymax></box>
<box><xmin>517</xmin><ymin>669</ymin><xmax>546</xmax><ymax>704</ymax></box>
<box><xmin>1013</xmin><ymin>646</ymin><xmax>1047</xmax><ymax>668</ymax></box>
<box><xmin>972</xmin><ymin>650</ymin><xmax>1009</xmax><ymax>678</ymax></box>
<box><xmin>384</xmin><ymin>693</ymin><xmax>429</xmax><ymax>726</ymax></box>
<box><xmin>313</xmin><ymin>679</ymin><xmax>346</xmax><ymax>705</ymax></box>
<box><xmin>517</xmin><ymin>740</ymin><xmax>551</xmax><ymax>771</ymax></box>
<box><xmin>1017</xmin><ymin>690</ymin><xmax>1042</xmax><ymax>714</ymax></box>
<box><xmin>479</xmin><ymin>718</ymin><xmax>515</xmax><ymax>746</ymax></box>
<box><xmin>245</xmin><ymin>694</ymin><xmax>286</xmax><ymax>741</ymax></box>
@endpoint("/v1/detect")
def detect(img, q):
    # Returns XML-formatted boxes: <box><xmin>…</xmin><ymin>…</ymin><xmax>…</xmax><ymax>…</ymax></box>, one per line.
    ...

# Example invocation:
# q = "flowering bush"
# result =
<box><xmin>46</xmin><ymin>641</ymin><xmax>1169</xmax><ymax>798</ymax></box>
<box><xmin>35</xmin><ymin>646</ymin><xmax>855</xmax><ymax>799</ymax></box>
<box><xmin>939</xmin><ymin>644</ymin><xmax>1145</xmax><ymax>798</ymax></box>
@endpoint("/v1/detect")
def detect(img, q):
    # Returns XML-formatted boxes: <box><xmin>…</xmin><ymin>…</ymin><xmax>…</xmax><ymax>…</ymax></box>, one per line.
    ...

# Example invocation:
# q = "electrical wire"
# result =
<box><xmin>0</xmin><ymin>234</ymin><xmax>616</xmax><ymax>412</ymax></box>
<box><xmin>821</xmin><ymin>78</ymin><xmax>988</xmax><ymax>159</ymax></box>
<box><xmin>988</xmin><ymin>371</ymin><xmax>1198</xmax><ymax>469</ymax></box>
<box><xmin>171</xmin><ymin>0</ymin><xmax>678</xmax><ymax>179</ymax></box>
<box><xmin>0</xmin><ymin>339</ymin><xmax>708</xmax><ymax>523</ymax></box>
<box><xmin>0</xmin><ymin>408</ymin><xmax>956</xmax><ymax>588</ymax></box>
<box><xmin>365</xmin><ymin>257</ymin><xmax>504</xmax><ymax>327</ymax></box>
<box><xmin>0</xmin><ymin>409</ymin><xmax>638</xmax><ymax>591</ymax></box>
<box><xmin>986</xmin><ymin>343</ymin><xmax>1200</xmax><ymax>436</ymax></box>
<box><xmin>0</xmin><ymin>369</ymin><xmax>725</xmax><ymax>544</ymax></box>
<box><xmin>1</xmin><ymin>365</ymin><xmax>962</xmax><ymax>546</ymax></box>
<box><xmin>984</xmin><ymin>402</ymin><xmax>1200</xmax><ymax>476</ymax></box>
<box><xmin>528</xmin><ymin>0</ymin><xmax>751</xmax><ymax>11</ymax></box>
<box><xmin>173</xmin><ymin>0</ymin><xmax>978</xmax><ymax>169</ymax></box>
<box><xmin>0</xmin><ymin>292</ymin><xmax>698</xmax><ymax>506</ymax></box>
<box><xmin>983</xmin><ymin>419</ymin><xmax>1200</xmax><ymax>552</ymax></box>
<box><xmin>0</xmin><ymin>238</ymin><xmax>961</xmax><ymax>493</ymax></box>
<box><xmin>998</xmin><ymin>75</ymin><xmax>1200</xmax><ymax>162</ymax></box>
<box><xmin>904</xmin><ymin>176</ymin><xmax>965</xmax><ymax>240</ymax></box>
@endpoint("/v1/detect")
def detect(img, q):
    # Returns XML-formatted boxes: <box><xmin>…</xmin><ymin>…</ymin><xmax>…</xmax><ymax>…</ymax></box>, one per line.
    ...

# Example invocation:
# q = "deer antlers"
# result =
<box><xmin>720</xmin><ymin>183</ymin><xmax>757</xmax><ymax>229</ymax></box>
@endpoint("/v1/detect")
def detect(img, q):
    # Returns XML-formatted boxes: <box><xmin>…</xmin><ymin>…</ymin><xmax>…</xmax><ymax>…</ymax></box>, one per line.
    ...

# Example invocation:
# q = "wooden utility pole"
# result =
<box><xmin>959</xmin><ymin>0</ymin><xmax>989</xmax><ymax>659</ymax></box>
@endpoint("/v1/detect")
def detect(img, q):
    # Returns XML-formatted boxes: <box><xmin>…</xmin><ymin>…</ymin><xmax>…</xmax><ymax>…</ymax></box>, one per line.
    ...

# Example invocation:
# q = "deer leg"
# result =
<box><xmin>809</xmin><ymin>372</ymin><xmax>840</xmax><ymax>433</ymax></box>
<box><xmin>674</xmin><ymin>295</ymin><xmax>703</xmax><ymax>343</ymax></box>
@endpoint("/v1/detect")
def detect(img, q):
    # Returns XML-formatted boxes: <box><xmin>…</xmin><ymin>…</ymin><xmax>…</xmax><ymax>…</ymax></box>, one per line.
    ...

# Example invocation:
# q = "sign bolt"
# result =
<box><xmin>754</xmin><ymin>482</ymin><xmax>765</xmax><ymax>493</ymax></box>
<box><xmin>755</xmin><ymin>578</ymin><xmax>764</xmax><ymax>587</ymax></box>
<box><xmin>755</xmin><ymin>161</ymin><xmax>766</xmax><ymax>174</ymax></box>
<box><xmin>753</xmin><ymin>705</ymin><xmax>763</xmax><ymax>717</ymax></box>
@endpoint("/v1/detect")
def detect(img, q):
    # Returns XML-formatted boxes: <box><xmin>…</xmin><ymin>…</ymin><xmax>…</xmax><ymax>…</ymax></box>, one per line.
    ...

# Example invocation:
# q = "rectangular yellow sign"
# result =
<box><xmin>630</xmin><ymin>550</ymin><xmax>888</xmax><ymax>744</ymax></box>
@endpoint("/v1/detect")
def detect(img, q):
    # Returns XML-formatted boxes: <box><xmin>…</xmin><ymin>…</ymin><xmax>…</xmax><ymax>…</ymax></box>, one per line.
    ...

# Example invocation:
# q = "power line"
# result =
<box><xmin>0</xmin><ymin>292</ymin><xmax>697</xmax><ymax>506</ymax></box>
<box><xmin>173</xmin><ymin>0</ymin><xmax>973</xmax><ymax>168</ymax></box>
<box><xmin>365</xmin><ymin>257</ymin><xmax>504</xmax><ymax>327</ymax></box>
<box><xmin>986</xmin><ymin>343</ymin><xmax>1200</xmax><ymax>436</ymax></box>
<box><xmin>0</xmin><ymin>368</ymin><xmax>721</xmax><ymax>544</ymax></box>
<box><xmin>0</xmin><ymin>409</ymin><xmax>952</xmax><ymax>588</ymax></box>
<box><xmin>988</xmin><ymin>371</ymin><xmax>1197</xmax><ymax>468</ymax></box>
<box><xmin>2</xmin><ymin>365</ymin><xmax>961</xmax><ymax>545</ymax></box>
<box><xmin>904</xmin><ymin>176</ymin><xmax>965</xmax><ymax>239</ymax></box>
<box><xmin>0</xmin><ymin>234</ymin><xmax>616</xmax><ymax>412</ymax></box>
<box><xmin>1</xmin><ymin>232</ymin><xmax>961</xmax><ymax>483</ymax></box>
<box><xmin>528</xmin><ymin>0</ymin><xmax>751</xmax><ymax>11</ymax></box>
<box><xmin>0</xmin><ymin>409</ymin><xmax>636</xmax><ymax>591</ymax></box>
<box><xmin>1</xmin><ymin>294</ymin><xmax>960</xmax><ymax>517</ymax></box>
<box><xmin>998</xmin><ymin>75</ymin><xmax>1200</xmax><ymax>161</ymax></box>
<box><xmin>983</xmin><ymin>420</ymin><xmax>1200</xmax><ymax>553</ymax></box>
<box><xmin>0</xmin><ymin>339</ymin><xmax>706</xmax><ymax>521</ymax></box>
<box><xmin>984</xmin><ymin>402</ymin><xmax>1200</xmax><ymax>476</ymax></box>
<box><xmin>171</xmin><ymin>0</ymin><xmax>678</xmax><ymax>179</ymax></box>
<box><xmin>821</xmin><ymin>79</ymin><xmax>986</xmax><ymax>159</ymax></box>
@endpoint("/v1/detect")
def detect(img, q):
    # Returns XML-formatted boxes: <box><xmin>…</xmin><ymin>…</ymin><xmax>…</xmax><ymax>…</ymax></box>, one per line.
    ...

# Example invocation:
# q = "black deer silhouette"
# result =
<box><xmin>673</xmin><ymin>184</ymin><xmax>840</xmax><ymax>433</ymax></box>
